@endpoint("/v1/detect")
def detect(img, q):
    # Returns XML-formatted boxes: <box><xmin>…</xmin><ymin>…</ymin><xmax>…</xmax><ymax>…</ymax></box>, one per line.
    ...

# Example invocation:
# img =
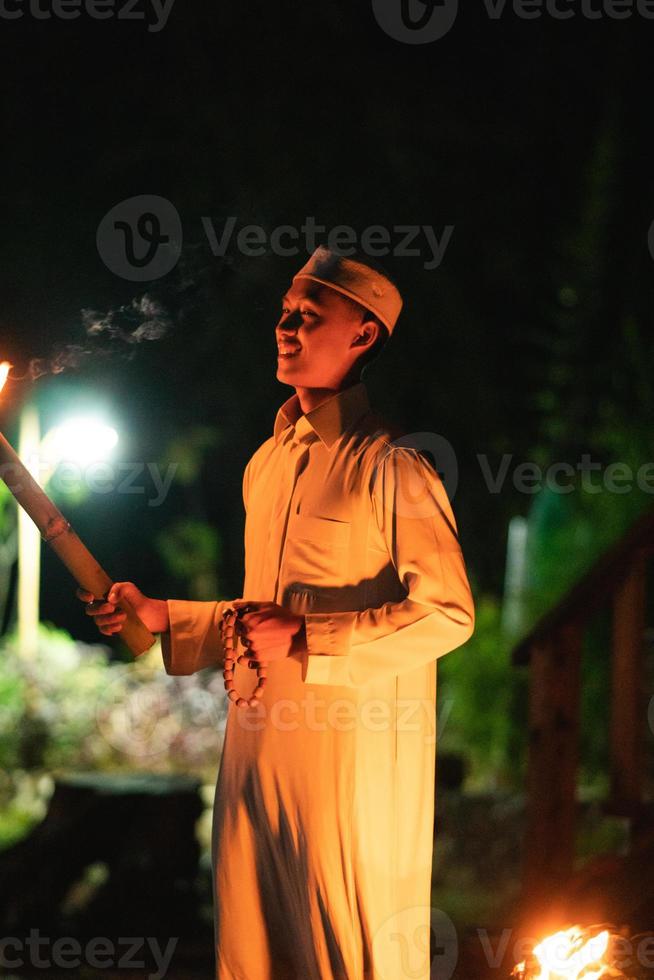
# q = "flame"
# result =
<box><xmin>513</xmin><ymin>926</ymin><xmax>610</xmax><ymax>980</ymax></box>
<box><xmin>0</xmin><ymin>361</ymin><xmax>10</xmax><ymax>394</ymax></box>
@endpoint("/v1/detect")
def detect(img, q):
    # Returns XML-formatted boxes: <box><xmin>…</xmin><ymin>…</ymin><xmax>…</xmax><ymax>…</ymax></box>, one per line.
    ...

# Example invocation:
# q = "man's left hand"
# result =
<box><xmin>232</xmin><ymin>600</ymin><xmax>306</xmax><ymax>664</ymax></box>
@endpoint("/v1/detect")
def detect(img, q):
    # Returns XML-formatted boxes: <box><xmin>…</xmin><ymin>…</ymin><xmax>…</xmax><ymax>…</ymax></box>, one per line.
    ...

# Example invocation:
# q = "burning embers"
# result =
<box><xmin>511</xmin><ymin>925</ymin><xmax>628</xmax><ymax>980</ymax></box>
<box><xmin>0</xmin><ymin>361</ymin><xmax>10</xmax><ymax>394</ymax></box>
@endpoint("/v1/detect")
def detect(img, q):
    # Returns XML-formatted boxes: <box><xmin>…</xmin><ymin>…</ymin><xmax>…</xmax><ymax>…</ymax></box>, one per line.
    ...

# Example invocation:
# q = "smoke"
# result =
<box><xmin>26</xmin><ymin>293</ymin><xmax>172</xmax><ymax>381</ymax></box>
<box><xmin>28</xmin><ymin>345</ymin><xmax>92</xmax><ymax>381</ymax></box>
<box><xmin>81</xmin><ymin>294</ymin><xmax>171</xmax><ymax>344</ymax></box>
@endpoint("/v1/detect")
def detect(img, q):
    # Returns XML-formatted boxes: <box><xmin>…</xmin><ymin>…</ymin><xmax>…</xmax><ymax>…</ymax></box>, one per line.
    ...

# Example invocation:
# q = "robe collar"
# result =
<box><xmin>273</xmin><ymin>382</ymin><xmax>371</xmax><ymax>449</ymax></box>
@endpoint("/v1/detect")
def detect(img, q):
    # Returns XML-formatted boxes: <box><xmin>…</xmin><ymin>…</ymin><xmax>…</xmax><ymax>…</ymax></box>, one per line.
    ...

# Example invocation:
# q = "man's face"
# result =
<box><xmin>275</xmin><ymin>279</ymin><xmax>374</xmax><ymax>389</ymax></box>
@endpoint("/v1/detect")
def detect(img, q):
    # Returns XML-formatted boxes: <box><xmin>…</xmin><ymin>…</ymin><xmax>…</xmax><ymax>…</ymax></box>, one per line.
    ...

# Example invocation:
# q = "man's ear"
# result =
<box><xmin>350</xmin><ymin>318</ymin><xmax>380</xmax><ymax>351</ymax></box>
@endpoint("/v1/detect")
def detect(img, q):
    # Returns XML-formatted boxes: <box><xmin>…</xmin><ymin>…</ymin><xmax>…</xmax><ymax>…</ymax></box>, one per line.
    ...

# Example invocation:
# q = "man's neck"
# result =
<box><xmin>294</xmin><ymin>381</ymin><xmax>358</xmax><ymax>415</ymax></box>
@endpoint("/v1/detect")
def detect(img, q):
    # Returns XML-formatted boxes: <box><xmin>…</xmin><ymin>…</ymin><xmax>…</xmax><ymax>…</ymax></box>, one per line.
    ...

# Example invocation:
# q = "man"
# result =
<box><xmin>80</xmin><ymin>246</ymin><xmax>475</xmax><ymax>980</ymax></box>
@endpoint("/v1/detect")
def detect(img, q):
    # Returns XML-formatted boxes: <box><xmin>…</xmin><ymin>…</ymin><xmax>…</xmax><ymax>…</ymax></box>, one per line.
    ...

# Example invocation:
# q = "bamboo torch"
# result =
<box><xmin>0</xmin><ymin>362</ymin><xmax>156</xmax><ymax>656</ymax></box>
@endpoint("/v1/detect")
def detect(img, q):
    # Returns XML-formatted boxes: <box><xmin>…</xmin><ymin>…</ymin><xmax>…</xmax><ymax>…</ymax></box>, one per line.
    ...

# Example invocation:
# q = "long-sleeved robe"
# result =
<box><xmin>160</xmin><ymin>381</ymin><xmax>475</xmax><ymax>980</ymax></box>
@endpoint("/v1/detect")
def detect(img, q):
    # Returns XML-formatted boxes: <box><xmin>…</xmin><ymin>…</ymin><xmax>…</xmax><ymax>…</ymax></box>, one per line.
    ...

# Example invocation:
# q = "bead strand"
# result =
<box><xmin>220</xmin><ymin>607</ymin><xmax>267</xmax><ymax>708</ymax></box>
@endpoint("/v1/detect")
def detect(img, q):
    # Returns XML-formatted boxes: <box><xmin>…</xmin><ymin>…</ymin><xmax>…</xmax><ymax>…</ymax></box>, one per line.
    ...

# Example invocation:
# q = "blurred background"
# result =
<box><xmin>0</xmin><ymin>3</ymin><xmax>653</xmax><ymax>977</ymax></box>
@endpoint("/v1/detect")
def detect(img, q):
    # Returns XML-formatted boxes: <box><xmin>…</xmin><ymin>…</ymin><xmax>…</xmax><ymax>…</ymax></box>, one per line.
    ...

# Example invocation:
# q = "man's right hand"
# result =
<box><xmin>76</xmin><ymin>582</ymin><xmax>170</xmax><ymax>636</ymax></box>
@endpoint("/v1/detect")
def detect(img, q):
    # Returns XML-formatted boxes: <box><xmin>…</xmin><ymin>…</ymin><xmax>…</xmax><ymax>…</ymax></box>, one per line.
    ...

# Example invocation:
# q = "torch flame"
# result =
<box><xmin>513</xmin><ymin>926</ymin><xmax>610</xmax><ymax>980</ymax></box>
<box><xmin>0</xmin><ymin>362</ymin><xmax>10</xmax><ymax>395</ymax></box>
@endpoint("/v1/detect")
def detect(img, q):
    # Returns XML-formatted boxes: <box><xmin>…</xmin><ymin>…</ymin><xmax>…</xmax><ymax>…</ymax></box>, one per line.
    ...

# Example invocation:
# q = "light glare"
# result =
<box><xmin>44</xmin><ymin>417</ymin><xmax>119</xmax><ymax>467</ymax></box>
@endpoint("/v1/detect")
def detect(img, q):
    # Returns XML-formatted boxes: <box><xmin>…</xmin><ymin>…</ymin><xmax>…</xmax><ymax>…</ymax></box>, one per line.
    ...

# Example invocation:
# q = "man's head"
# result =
<box><xmin>275</xmin><ymin>247</ymin><xmax>402</xmax><ymax>390</ymax></box>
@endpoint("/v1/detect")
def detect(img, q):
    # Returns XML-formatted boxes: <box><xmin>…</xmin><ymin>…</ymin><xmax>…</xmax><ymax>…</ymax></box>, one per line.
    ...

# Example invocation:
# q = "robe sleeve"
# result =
<box><xmin>301</xmin><ymin>446</ymin><xmax>475</xmax><ymax>688</ymax></box>
<box><xmin>159</xmin><ymin>599</ymin><xmax>232</xmax><ymax>675</ymax></box>
<box><xmin>158</xmin><ymin>455</ymin><xmax>252</xmax><ymax>675</ymax></box>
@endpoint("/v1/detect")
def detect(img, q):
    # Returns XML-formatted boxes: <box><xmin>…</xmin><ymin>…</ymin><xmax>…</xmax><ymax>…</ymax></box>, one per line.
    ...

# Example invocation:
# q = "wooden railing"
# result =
<box><xmin>511</xmin><ymin>505</ymin><xmax>654</xmax><ymax>908</ymax></box>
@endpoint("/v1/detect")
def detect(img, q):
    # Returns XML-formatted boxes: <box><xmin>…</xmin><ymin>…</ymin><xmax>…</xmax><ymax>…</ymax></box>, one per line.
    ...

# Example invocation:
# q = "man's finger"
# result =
<box><xmin>237</xmin><ymin>608</ymin><xmax>278</xmax><ymax>629</ymax></box>
<box><xmin>86</xmin><ymin>601</ymin><xmax>115</xmax><ymax>617</ymax></box>
<box><xmin>95</xmin><ymin>612</ymin><xmax>127</xmax><ymax>628</ymax></box>
<box><xmin>240</xmin><ymin>619</ymin><xmax>285</xmax><ymax>640</ymax></box>
<box><xmin>233</xmin><ymin>600</ymin><xmax>275</xmax><ymax>616</ymax></box>
<box><xmin>77</xmin><ymin>587</ymin><xmax>95</xmax><ymax>603</ymax></box>
<box><xmin>243</xmin><ymin>634</ymin><xmax>284</xmax><ymax>653</ymax></box>
<box><xmin>100</xmin><ymin>624</ymin><xmax>124</xmax><ymax>635</ymax></box>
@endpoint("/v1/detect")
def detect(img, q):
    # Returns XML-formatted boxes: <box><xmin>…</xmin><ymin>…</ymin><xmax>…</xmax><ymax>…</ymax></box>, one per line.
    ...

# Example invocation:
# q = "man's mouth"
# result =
<box><xmin>277</xmin><ymin>343</ymin><xmax>302</xmax><ymax>359</ymax></box>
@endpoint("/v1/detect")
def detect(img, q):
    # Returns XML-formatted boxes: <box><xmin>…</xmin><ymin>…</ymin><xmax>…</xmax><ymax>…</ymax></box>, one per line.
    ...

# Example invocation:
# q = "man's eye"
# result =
<box><xmin>300</xmin><ymin>309</ymin><xmax>316</xmax><ymax>317</ymax></box>
<box><xmin>281</xmin><ymin>307</ymin><xmax>290</xmax><ymax>314</ymax></box>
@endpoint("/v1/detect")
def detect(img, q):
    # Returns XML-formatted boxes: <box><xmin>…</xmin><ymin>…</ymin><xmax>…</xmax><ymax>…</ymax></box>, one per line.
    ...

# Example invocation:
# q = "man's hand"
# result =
<box><xmin>76</xmin><ymin>582</ymin><xmax>170</xmax><ymax>636</ymax></box>
<box><xmin>232</xmin><ymin>600</ymin><xmax>306</xmax><ymax>665</ymax></box>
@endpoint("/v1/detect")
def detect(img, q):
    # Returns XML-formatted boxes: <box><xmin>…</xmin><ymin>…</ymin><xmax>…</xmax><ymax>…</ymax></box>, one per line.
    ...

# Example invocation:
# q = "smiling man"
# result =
<box><xmin>80</xmin><ymin>245</ymin><xmax>475</xmax><ymax>980</ymax></box>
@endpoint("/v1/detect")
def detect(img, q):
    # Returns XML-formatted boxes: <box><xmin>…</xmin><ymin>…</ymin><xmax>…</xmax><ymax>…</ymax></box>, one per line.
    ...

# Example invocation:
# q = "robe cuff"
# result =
<box><xmin>160</xmin><ymin>598</ymin><xmax>225</xmax><ymax>675</ymax></box>
<box><xmin>302</xmin><ymin>611</ymin><xmax>356</xmax><ymax>687</ymax></box>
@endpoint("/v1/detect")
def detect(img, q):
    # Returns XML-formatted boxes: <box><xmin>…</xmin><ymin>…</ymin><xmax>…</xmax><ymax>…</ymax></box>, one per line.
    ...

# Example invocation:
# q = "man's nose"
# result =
<box><xmin>277</xmin><ymin>311</ymin><xmax>302</xmax><ymax>333</ymax></box>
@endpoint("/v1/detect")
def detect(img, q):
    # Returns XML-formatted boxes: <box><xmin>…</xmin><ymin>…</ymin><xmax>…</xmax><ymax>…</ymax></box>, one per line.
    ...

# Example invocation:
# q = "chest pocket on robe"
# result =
<box><xmin>285</xmin><ymin>513</ymin><xmax>352</xmax><ymax>587</ymax></box>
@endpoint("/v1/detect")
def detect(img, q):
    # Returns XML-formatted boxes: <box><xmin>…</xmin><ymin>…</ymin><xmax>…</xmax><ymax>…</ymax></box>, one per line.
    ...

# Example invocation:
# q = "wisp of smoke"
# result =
<box><xmin>28</xmin><ymin>345</ymin><xmax>91</xmax><ymax>381</ymax></box>
<box><xmin>81</xmin><ymin>294</ymin><xmax>171</xmax><ymax>344</ymax></box>
<box><xmin>26</xmin><ymin>294</ymin><xmax>172</xmax><ymax>381</ymax></box>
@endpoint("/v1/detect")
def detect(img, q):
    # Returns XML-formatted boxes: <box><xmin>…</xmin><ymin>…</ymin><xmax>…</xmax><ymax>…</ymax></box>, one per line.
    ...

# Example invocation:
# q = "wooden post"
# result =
<box><xmin>609</xmin><ymin>550</ymin><xmax>647</xmax><ymax>814</ymax></box>
<box><xmin>522</xmin><ymin>620</ymin><xmax>583</xmax><ymax>908</ymax></box>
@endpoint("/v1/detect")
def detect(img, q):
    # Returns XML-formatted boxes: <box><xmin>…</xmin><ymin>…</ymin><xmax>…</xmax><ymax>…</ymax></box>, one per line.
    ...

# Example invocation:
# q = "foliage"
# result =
<box><xmin>437</xmin><ymin>582</ymin><xmax>622</xmax><ymax>794</ymax></box>
<box><xmin>437</xmin><ymin>594</ymin><xmax>528</xmax><ymax>791</ymax></box>
<box><xmin>155</xmin><ymin>426</ymin><xmax>223</xmax><ymax>600</ymax></box>
<box><xmin>521</xmin><ymin>476</ymin><xmax>651</xmax><ymax>630</ymax></box>
<box><xmin>0</xmin><ymin>623</ymin><xmax>230</xmax><ymax>848</ymax></box>
<box><xmin>155</xmin><ymin>517</ymin><xmax>220</xmax><ymax>600</ymax></box>
<box><xmin>0</xmin><ymin>623</ymin><xmax>229</xmax><ymax>773</ymax></box>
<box><xmin>160</xmin><ymin>426</ymin><xmax>219</xmax><ymax>487</ymax></box>
<box><xmin>522</xmin><ymin>103</ymin><xmax>654</xmax><ymax>626</ymax></box>
<box><xmin>0</xmin><ymin>770</ymin><xmax>53</xmax><ymax>851</ymax></box>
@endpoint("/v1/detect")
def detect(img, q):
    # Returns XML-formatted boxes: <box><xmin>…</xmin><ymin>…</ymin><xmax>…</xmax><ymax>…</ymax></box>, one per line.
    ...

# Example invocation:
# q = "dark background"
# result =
<box><xmin>0</xmin><ymin>2</ymin><xmax>652</xmax><ymax>640</ymax></box>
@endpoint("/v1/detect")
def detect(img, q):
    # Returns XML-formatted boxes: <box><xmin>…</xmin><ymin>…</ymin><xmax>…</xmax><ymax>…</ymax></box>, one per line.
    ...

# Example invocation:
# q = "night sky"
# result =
<box><xmin>1</xmin><ymin>1</ymin><xmax>652</xmax><ymax>644</ymax></box>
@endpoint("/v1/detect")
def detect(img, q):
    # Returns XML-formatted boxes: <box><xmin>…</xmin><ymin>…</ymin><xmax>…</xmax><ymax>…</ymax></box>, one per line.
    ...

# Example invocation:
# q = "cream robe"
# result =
<box><xmin>160</xmin><ymin>381</ymin><xmax>474</xmax><ymax>980</ymax></box>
